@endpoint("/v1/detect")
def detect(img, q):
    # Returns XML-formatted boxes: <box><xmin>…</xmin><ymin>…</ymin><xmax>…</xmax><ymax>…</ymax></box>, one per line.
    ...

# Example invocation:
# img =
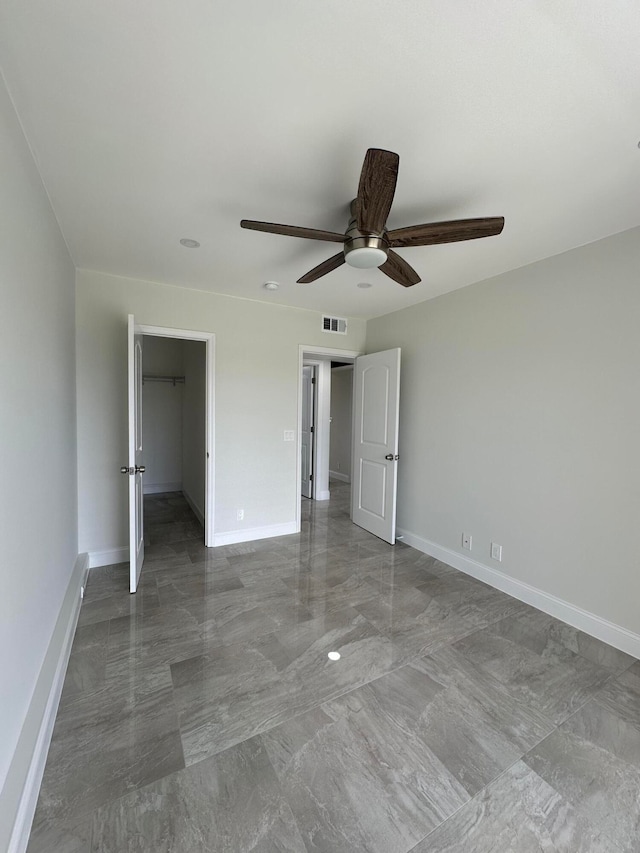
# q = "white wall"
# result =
<box><xmin>329</xmin><ymin>367</ymin><xmax>353</xmax><ymax>481</ymax></box>
<box><xmin>182</xmin><ymin>340</ymin><xmax>206</xmax><ymax>518</ymax></box>
<box><xmin>142</xmin><ymin>336</ymin><xmax>184</xmax><ymax>492</ymax></box>
<box><xmin>366</xmin><ymin>225</ymin><xmax>640</xmax><ymax>637</ymax></box>
<box><xmin>76</xmin><ymin>270</ymin><xmax>366</xmax><ymax>554</ymax></box>
<box><xmin>0</xmin><ymin>77</ymin><xmax>77</xmax><ymax>844</ymax></box>
<box><xmin>142</xmin><ymin>334</ymin><xmax>185</xmax><ymax>375</ymax></box>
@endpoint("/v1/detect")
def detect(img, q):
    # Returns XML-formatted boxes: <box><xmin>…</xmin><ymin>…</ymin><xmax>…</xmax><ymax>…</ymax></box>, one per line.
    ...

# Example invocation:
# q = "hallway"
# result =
<box><xmin>28</xmin><ymin>484</ymin><xmax>640</xmax><ymax>852</ymax></box>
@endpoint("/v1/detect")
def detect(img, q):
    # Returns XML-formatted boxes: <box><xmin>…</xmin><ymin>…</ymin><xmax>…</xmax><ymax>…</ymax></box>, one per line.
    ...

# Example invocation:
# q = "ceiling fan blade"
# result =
<box><xmin>388</xmin><ymin>216</ymin><xmax>505</xmax><ymax>248</ymax></box>
<box><xmin>356</xmin><ymin>148</ymin><xmax>399</xmax><ymax>235</ymax></box>
<box><xmin>297</xmin><ymin>252</ymin><xmax>346</xmax><ymax>284</ymax></box>
<box><xmin>241</xmin><ymin>220</ymin><xmax>345</xmax><ymax>243</ymax></box>
<box><xmin>379</xmin><ymin>250</ymin><xmax>421</xmax><ymax>288</ymax></box>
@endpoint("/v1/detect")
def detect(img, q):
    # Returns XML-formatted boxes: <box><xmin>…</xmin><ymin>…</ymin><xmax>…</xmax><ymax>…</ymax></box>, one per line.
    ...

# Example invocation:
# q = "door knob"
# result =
<box><xmin>385</xmin><ymin>454</ymin><xmax>399</xmax><ymax>461</ymax></box>
<box><xmin>121</xmin><ymin>466</ymin><xmax>133</xmax><ymax>474</ymax></box>
<box><xmin>135</xmin><ymin>465</ymin><xmax>145</xmax><ymax>474</ymax></box>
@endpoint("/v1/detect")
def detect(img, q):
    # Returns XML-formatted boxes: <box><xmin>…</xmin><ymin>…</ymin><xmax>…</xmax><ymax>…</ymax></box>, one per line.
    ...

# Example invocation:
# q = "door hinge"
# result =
<box><xmin>311</xmin><ymin>377</ymin><xmax>316</xmax><ymax>385</ymax></box>
<box><xmin>310</xmin><ymin>426</ymin><xmax>315</xmax><ymax>433</ymax></box>
<box><xmin>310</xmin><ymin>474</ymin><xmax>313</xmax><ymax>481</ymax></box>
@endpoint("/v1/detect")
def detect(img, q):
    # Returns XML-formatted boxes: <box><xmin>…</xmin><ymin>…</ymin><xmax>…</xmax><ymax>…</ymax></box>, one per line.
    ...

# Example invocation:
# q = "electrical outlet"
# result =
<box><xmin>237</xmin><ymin>509</ymin><xmax>244</xmax><ymax>521</ymax></box>
<box><xmin>462</xmin><ymin>533</ymin><xmax>472</xmax><ymax>551</ymax></box>
<box><xmin>491</xmin><ymin>542</ymin><xmax>502</xmax><ymax>561</ymax></box>
<box><xmin>283</xmin><ymin>430</ymin><xmax>295</xmax><ymax>442</ymax></box>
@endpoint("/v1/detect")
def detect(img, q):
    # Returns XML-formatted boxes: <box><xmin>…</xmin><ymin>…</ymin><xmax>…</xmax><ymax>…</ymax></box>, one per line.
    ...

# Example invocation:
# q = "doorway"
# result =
<box><xmin>295</xmin><ymin>343</ymin><xmax>402</xmax><ymax>545</ymax></box>
<box><xmin>141</xmin><ymin>335</ymin><xmax>206</xmax><ymax>531</ymax></box>
<box><xmin>127</xmin><ymin>318</ymin><xmax>215</xmax><ymax>592</ymax></box>
<box><xmin>300</xmin><ymin>360</ymin><xmax>353</xmax><ymax>504</ymax></box>
<box><xmin>328</xmin><ymin>363</ymin><xmax>354</xmax><ymax>487</ymax></box>
<box><xmin>296</xmin><ymin>345</ymin><xmax>360</xmax><ymax>532</ymax></box>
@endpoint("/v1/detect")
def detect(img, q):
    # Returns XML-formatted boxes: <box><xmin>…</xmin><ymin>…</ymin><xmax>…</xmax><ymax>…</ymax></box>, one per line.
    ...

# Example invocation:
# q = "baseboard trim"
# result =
<box><xmin>182</xmin><ymin>489</ymin><xmax>204</xmax><ymax>527</ymax></box>
<box><xmin>315</xmin><ymin>490</ymin><xmax>331</xmax><ymax>502</ymax></box>
<box><xmin>143</xmin><ymin>482</ymin><xmax>182</xmax><ymax>495</ymax></box>
<box><xmin>88</xmin><ymin>547</ymin><xmax>128</xmax><ymax>568</ymax></box>
<box><xmin>4</xmin><ymin>553</ymin><xmax>89</xmax><ymax>853</ymax></box>
<box><xmin>397</xmin><ymin>528</ymin><xmax>640</xmax><ymax>659</ymax></box>
<box><xmin>88</xmin><ymin>493</ymin><xmax>204</xmax><ymax>568</ymax></box>
<box><xmin>329</xmin><ymin>470</ymin><xmax>350</xmax><ymax>483</ymax></box>
<box><xmin>212</xmin><ymin>521</ymin><xmax>297</xmax><ymax>547</ymax></box>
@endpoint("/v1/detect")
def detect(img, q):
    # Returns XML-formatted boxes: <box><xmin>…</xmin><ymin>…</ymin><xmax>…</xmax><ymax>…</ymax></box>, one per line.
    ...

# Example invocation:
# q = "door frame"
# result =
<box><xmin>137</xmin><ymin>323</ymin><xmax>215</xmax><ymax>546</ymax></box>
<box><xmin>295</xmin><ymin>344</ymin><xmax>362</xmax><ymax>533</ymax></box>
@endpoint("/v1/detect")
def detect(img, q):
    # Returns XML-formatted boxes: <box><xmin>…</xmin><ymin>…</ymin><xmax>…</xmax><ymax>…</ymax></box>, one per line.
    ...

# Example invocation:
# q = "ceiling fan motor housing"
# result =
<box><xmin>343</xmin><ymin>208</ymin><xmax>389</xmax><ymax>269</ymax></box>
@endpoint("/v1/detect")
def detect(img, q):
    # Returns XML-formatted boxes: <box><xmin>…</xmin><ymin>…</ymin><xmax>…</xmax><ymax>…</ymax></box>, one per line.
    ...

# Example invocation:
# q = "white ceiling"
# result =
<box><xmin>1</xmin><ymin>0</ymin><xmax>639</xmax><ymax>319</ymax></box>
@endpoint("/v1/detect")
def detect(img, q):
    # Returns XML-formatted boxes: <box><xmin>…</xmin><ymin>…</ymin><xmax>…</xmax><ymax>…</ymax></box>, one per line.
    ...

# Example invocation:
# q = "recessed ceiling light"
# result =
<box><xmin>357</xmin><ymin>282</ymin><xmax>372</xmax><ymax>289</ymax></box>
<box><xmin>328</xmin><ymin>651</ymin><xmax>341</xmax><ymax>661</ymax></box>
<box><xmin>264</xmin><ymin>281</ymin><xmax>279</xmax><ymax>291</ymax></box>
<box><xmin>179</xmin><ymin>238</ymin><xmax>200</xmax><ymax>248</ymax></box>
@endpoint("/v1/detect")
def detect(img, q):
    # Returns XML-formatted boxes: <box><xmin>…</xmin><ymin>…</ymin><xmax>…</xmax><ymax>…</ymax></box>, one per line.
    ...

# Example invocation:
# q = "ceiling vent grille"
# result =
<box><xmin>322</xmin><ymin>315</ymin><xmax>347</xmax><ymax>335</ymax></box>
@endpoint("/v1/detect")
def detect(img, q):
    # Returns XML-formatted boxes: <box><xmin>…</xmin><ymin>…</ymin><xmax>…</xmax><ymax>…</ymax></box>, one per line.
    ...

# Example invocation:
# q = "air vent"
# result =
<box><xmin>322</xmin><ymin>315</ymin><xmax>347</xmax><ymax>335</ymax></box>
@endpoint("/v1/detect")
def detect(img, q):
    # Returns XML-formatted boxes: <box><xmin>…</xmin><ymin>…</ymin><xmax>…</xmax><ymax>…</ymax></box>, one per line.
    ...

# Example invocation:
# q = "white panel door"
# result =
<box><xmin>351</xmin><ymin>348</ymin><xmax>401</xmax><ymax>544</ymax></box>
<box><xmin>127</xmin><ymin>314</ymin><xmax>145</xmax><ymax>592</ymax></box>
<box><xmin>301</xmin><ymin>365</ymin><xmax>315</xmax><ymax>499</ymax></box>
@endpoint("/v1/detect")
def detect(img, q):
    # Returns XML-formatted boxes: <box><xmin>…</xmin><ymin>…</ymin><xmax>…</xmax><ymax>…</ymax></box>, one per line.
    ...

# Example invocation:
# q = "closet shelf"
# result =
<box><xmin>142</xmin><ymin>375</ymin><xmax>185</xmax><ymax>385</ymax></box>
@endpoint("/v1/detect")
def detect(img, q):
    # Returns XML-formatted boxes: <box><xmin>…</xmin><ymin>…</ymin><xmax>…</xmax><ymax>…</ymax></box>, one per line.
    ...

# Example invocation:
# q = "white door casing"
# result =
<box><xmin>128</xmin><ymin>314</ymin><xmax>145</xmax><ymax>592</ymax></box>
<box><xmin>301</xmin><ymin>365</ymin><xmax>315</xmax><ymax>498</ymax></box>
<box><xmin>351</xmin><ymin>348</ymin><xmax>401</xmax><ymax>545</ymax></box>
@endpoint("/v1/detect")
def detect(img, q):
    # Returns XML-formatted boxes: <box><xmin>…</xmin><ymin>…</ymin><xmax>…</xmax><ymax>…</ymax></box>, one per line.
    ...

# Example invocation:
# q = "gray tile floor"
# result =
<box><xmin>28</xmin><ymin>483</ymin><xmax>640</xmax><ymax>852</ymax></box>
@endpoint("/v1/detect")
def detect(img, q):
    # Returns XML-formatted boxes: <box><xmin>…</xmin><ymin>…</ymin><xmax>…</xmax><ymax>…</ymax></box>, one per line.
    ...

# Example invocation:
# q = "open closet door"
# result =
<box><xmin>351</xmin><ymin>348</ymin><xmax>401</xmax><ymax>544</ymax></box>
<box><xmin>301</xmin><ymin>365</ymin><xmax>315</xmax><ymax>498</ymax></box>
<box><xmin>125</xmin><ymin>314</ymin><xmax>145</xmax><ymax>592</ymax></box>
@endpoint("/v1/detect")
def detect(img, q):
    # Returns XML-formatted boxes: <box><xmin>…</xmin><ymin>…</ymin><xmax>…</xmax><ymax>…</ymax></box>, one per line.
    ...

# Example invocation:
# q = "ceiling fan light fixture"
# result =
<box><xmin>241</xmin><ymin>147</ymin><xmax>503</xmax><ymax>288</ymax></box>
<box><xmin>344</xmin><ymin>246</ymin><xmax>387</xmax><ymax>269</ymax></box>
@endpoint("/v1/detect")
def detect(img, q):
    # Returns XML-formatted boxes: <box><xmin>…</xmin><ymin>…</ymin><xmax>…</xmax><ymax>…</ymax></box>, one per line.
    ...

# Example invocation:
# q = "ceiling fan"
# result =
<box><xmin>241</xmin><ymin>148</ymin><xmax>504</xmax><ymax>288</ymax></box>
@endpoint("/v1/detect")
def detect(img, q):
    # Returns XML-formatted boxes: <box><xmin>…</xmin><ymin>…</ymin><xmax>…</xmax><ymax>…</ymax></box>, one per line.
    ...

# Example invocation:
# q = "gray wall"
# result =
<box><xmin>75</xmin><ymin>269</ymin><xmax>366</xmax><ymax>553</ymax></box>
<box><xmin>367</xmin><ymin>226</ymin><xmax>640</xmax><ymax>635</ymax></box>
<box><xmin>142</xmin><ymin>336</ymin><xmax>185</xmax><ymax>491</ymax></box>
<box><xmin>0</xmin><ymin>77</ymin><xmax>77</xmax><ymax>837</ymax></box>
<box><xmin>329</xmin><ymin>367</ymin><xmax>353</xmax><ymax>480</ymax></box>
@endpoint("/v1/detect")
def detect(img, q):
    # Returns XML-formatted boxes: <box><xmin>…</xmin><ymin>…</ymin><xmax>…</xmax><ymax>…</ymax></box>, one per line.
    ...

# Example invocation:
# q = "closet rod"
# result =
<box><xmin>142</xmin><ymin>375</ymin><xmax>185</xmax><ymax>385</ymax></box>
